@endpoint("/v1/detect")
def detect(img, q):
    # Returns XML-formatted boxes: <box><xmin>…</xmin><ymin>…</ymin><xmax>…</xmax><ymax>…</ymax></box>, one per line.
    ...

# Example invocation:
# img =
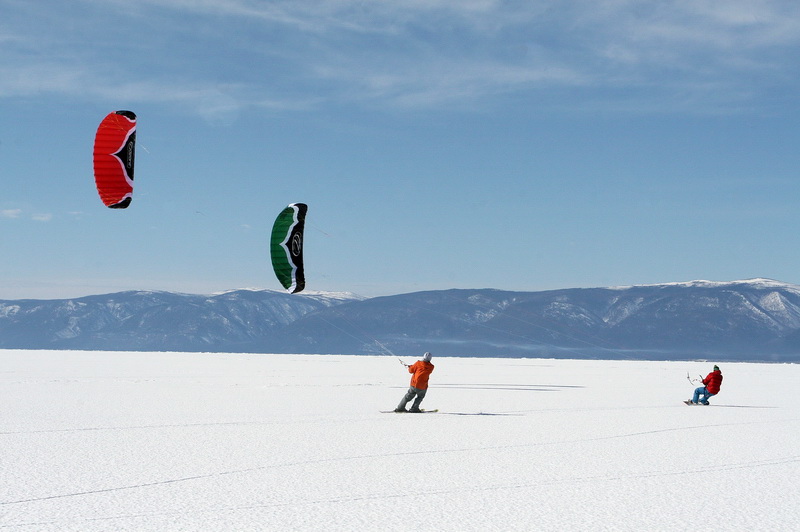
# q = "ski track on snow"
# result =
<box><xmin>3</xmin><ymin>453</ymin><xmax>799</xmax><ymax>529</ymax></box>
<box><xmin>3</xmin><ymin>416</ymin><xmax>797</xmax><ymax>508</ymax></box>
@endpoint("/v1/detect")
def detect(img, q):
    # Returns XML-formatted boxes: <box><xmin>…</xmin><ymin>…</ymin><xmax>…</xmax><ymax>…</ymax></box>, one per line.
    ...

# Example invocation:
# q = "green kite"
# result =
<box><xmin>270</xmin><ymin>203</ymin><xmax>307</xmax><ymax>293</ymax></box>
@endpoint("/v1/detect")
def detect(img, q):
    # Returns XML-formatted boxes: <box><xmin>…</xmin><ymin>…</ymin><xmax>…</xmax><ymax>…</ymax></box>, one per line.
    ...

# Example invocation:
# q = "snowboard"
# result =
<box><xmin>381</xmin><ymin>409</ymin><xmax>438</xmax><ymax>414</ymax></box>
<box><xmin>683</xmin><ymin>400</ymin><xmax>709</xmax><ymax>406</ymax></box>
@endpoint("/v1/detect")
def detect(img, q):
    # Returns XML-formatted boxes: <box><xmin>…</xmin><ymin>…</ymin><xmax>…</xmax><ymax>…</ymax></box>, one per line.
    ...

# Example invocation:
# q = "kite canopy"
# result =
<box><xmin>270</xmin><ymin>203</ymin><xmax>307</xmax><ymax>293</ymax></box>
<box><xmin>93</xmin><ymin>110</ymin><xmax>136</xmax><ymax>208</ymax></box>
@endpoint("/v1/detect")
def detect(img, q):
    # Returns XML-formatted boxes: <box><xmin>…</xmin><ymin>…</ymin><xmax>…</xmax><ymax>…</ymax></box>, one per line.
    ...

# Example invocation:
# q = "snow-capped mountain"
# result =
<box><xmin>2</xmin><ymin>279</ymin><xmax>800</xmax><ymax>361</ymax></box>
<box><xmin>264</xmin><ymin>278</ymin><xmax>800</xmax><ymax>361</ymax></box>
<box><xmin>0</xmin><ymin>289</ymin><xmax>361</xmax><ymax>352</ymax></box>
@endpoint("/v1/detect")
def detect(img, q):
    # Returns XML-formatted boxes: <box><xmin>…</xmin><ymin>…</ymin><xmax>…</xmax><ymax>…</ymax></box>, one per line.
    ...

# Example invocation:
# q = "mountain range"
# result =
<box><xmin>2</xmin><ymin>279</ymin><xmax>800</xmax><ymax>362</ymax></box>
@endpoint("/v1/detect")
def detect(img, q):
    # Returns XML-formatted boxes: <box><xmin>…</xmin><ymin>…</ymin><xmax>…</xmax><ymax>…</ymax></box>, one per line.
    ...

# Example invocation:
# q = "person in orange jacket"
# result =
<box><xmin>687</xmin><ymin>365</ymin><xmax>723</xmax><ymax>405</ymax></box>
<box><xmin>395</xmin><ymin>352</ymin><xmax>435</xmax><ymax>413</ymax></box>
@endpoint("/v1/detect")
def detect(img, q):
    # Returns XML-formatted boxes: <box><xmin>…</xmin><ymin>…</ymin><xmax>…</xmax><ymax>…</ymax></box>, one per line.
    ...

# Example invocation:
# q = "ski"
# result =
<box><xmin>381</xmin><ymin>409</ymin><xmax>439</xmax><ymax>414</ymax></box>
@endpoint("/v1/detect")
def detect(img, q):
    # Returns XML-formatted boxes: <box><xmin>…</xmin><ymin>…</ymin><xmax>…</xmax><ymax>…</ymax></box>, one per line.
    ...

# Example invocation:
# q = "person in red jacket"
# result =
<box><xmin>395</xmin><ymin>352</ymin><xmax>435</xmax><ymax>413</ymax></box>
<box><xmin>688</xmin><ymin>365</ymin><xmax>723</xmax><ymax>405</ymax></box>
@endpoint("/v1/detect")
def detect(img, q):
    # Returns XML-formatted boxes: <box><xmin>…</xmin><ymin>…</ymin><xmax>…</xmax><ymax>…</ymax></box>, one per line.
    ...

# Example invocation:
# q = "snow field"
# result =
<box><xmin>1</xmin><ymin>350</ymin><xmax>798</xmax><ymax>531</ymax></box>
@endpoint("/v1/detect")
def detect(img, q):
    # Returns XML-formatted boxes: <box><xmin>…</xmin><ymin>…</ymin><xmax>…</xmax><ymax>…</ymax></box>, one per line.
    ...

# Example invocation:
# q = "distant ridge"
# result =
<box><xmin>2</xmin><ymin>280</ymin><xmax>800</xmax><ymax>362</ymax></box>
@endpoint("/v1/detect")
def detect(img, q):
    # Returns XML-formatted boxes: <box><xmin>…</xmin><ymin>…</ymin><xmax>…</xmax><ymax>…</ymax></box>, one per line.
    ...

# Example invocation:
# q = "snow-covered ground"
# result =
<box><xmin>1</xmin><ymin>350</ymin><xmax>798</xmax><ymax>531</ymax></box>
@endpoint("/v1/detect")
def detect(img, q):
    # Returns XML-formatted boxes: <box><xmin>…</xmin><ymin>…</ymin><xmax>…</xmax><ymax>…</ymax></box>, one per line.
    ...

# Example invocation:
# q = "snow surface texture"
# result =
<box><xmin>1</xmin><ymin>350</ymin><xmax>798</xmax><ymax>531</ymax></box>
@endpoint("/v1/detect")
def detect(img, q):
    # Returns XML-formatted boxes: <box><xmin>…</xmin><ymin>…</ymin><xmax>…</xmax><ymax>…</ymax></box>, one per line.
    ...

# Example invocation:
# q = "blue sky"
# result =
<box><xmin>2</xmin><ymin>0</ymin><xmax>800</xmax><ymax>299</ymax></box>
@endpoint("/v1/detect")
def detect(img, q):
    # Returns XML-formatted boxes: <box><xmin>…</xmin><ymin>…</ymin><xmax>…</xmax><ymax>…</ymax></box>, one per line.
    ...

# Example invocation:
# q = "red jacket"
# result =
<box><xmin>408</xmin><ymin>360</ymin><xmax>434</xmax><ymax>390</ymax></box>
<box><xmin>702</xmin><ymin>370</ymin><xmax>723</xmax><ymax>395</ymax></box>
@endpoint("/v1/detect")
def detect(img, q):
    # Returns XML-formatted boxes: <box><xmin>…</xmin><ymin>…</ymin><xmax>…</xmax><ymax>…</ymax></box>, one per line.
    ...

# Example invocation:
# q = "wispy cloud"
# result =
<box><xmin>1</xmin><ymin>0</ymin><xmax>798</xmax><ymax>114</ymax></box>
<box><xmin>1</xmin><ymin>209</ymin><xmax>53</xmax><ymax>222</ymax></box>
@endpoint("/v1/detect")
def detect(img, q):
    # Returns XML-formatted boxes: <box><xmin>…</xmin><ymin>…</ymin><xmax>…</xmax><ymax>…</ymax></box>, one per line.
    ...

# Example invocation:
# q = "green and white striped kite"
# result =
<box><xmin>270</xmin><ymin>203</ymin><xmax>307</xmax><ymax>293</ymax></box>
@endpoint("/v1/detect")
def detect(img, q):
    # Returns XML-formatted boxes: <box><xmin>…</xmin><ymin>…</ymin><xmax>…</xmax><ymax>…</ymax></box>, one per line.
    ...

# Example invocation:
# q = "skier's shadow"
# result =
<box><xmin>437</xmin><ymin>411</ymin><xmax>524</xmax><ymax>416</ymax></box>
<box><xmin>712</xmin><ymin>404</ymin><xmax>778</xmax><ymax>409</ymax></box>
<box><xmin>436</xmin><ymin>383</ymin><xmax>583</xmax><ymax>392</ymax></box>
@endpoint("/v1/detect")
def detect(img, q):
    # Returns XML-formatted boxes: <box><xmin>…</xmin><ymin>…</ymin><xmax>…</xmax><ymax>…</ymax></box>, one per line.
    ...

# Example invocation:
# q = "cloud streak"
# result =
<box><xmin>1</xmin><ymin>0</ymin><xmax>798</xmax><ymax>115</ymax></box>
<box><xmin>1</xmin><ymin>208</ymin><xmax>53</xmax><ymax>222</ymax></box>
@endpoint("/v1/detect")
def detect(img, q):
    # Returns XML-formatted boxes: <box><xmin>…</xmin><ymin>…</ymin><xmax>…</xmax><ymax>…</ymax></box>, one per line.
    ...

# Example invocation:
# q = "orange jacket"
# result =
<box><xmin>408</xmin><ymin>360</ymin><xmax>434</xmax><ymax>390</ymax></box>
